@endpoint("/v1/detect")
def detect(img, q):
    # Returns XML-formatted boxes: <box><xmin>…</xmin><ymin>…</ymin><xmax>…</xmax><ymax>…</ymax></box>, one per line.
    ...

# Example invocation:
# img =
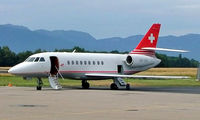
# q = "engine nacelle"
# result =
<box><xmin>125</xmin><ymin>54</ymin><xmax>158</xmax><ymax>68</ymax></box>
<box><xmin>126</xmin><ymin>55</ymin><xmax>134</xmax><ymax>65</ymax></box>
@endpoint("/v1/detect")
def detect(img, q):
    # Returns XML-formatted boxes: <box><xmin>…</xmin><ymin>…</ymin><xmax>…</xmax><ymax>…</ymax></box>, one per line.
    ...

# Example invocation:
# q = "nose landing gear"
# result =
<box><xmin>36</xmin><ymin>77</ymin><xmax>43</xmax><ymax>90</ymax></box>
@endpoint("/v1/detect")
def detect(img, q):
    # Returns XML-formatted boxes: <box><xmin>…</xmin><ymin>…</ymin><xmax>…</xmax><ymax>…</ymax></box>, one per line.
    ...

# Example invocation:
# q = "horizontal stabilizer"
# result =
<box><xmin>85</xmin><ymin>73</ymin><xmax>190</xmax><ymax>79</ymax></box>
<box><xmin>142</xmin><ymin>47</ymin><xmax>189</xmax><ymax>53</ymax></box>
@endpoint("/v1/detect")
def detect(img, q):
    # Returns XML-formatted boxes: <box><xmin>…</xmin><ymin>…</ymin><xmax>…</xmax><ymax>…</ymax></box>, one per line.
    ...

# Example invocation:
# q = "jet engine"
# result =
<box><xmin>125</xmin><ymin>54</ymin><xmax>157</xmax><ymax>68</ymax></box>
<box><xmin>126</xmin><ymin>55</ymin><xmax>133</xmax><ymax>65</ymax></box>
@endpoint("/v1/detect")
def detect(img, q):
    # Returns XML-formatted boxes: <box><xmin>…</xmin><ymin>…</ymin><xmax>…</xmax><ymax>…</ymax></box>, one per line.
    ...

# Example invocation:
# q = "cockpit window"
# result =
<box><xmin>34</xmin><ymin>57</ymin><xmax>40</xmax><ymax>62</ymax></box>
<box><xmin>28</xmin><ymin>57</ymin><xmax>35</xmax><ymax>62</ymax></box>
<box><xmin>25</xmin><ymin>57</ymin><xmax>31</xmax><ymax>62</ymax></box>
<box><xmin>39</xmin><ymin>57</ymin><xmax>45</xmax><ymax>62</ymax></box>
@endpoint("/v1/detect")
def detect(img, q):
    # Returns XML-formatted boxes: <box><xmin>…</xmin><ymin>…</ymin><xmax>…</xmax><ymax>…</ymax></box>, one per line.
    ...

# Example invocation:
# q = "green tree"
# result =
<box><xmin>0</xmin><ymin>46</ymin><xmax>198</xmax><ymax>67</ymax></box>
<box><xmin>0</xmin><ymin>46</ymin><xmax>16</xmax><ymax>66</ymax></box>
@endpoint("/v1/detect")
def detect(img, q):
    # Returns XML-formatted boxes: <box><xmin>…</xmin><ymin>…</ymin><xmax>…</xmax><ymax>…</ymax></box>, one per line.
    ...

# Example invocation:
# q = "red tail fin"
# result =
<box><xmin>130</xmin><ymin>24</ymin><xmax>161</xmax><ymax>56</ymax></box>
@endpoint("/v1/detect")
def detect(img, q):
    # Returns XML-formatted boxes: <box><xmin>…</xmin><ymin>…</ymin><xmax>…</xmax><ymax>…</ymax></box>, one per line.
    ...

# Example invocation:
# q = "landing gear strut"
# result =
<box><xmin>37</xmin><ymin>77</ymin><xmax>43</xmax><ymax>90</ymax></box>
<box><xmin>82</xmin><ymin>80</ymin><xmax>90</xmax><ymax>89</ymax></box>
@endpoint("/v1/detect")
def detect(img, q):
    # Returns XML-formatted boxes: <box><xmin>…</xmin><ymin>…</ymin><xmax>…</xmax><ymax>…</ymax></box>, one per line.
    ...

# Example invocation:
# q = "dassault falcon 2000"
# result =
<box><xmin>8</xmin><ymin>24</ymin><xmax>188</xmax><ymax>90</ymax></box>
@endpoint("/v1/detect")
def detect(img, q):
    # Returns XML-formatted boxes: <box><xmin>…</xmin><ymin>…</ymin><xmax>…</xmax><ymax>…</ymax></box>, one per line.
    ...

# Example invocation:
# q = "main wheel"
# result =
<box><xmin>126</xmin><ymin>84</ymin><xmax>130</xmax><ymax>90</ymax></box>
<box><xmin>110</xmin><ymin>83</ymin><xmax>118</xmax><ymax>90</ymax></box>
<box><xmin>82</xmin><ymin>81</ymin><xmax>90</xmax><ymax>89</ymax></box>
<box><xmin>36</xmin><ymin>86</ymin><xmax>42</xmax><ymax>90</ymax></box>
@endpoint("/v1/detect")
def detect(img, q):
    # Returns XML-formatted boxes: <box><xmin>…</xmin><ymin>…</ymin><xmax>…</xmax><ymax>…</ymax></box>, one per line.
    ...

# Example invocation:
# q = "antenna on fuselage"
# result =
<box><xmin>72</xmin><ymin>49</ymin><xmax>76</xmax><ymax>53</ymax></box>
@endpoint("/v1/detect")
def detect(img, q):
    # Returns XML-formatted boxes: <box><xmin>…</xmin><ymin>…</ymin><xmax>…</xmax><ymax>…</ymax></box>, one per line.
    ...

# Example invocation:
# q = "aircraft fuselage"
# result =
<box><xmin>8</xmin><ymin>52</ymin><xmax>161</xmax><ymax>80</ymax></box>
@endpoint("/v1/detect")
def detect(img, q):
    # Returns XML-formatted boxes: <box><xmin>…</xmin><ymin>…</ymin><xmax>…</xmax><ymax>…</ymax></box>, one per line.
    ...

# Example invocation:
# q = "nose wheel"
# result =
<box><xmin>36</xmin><ymin>78</ymin><xmax>43</xmax><ymax>90</ymax></box>
<box><xmin>82</xmin><ymin>80</ymin><xmax>90</xmax><ymax>89</ymax></box>
<box><xmin>36</xmin><ymin>86</ymin><xmax>42</xmax><ymax>90</ymax></box>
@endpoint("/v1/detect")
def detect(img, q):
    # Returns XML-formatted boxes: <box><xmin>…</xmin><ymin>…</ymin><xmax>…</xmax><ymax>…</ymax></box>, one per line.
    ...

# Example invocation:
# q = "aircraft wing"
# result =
<box><xmin>85</xmin><ymin>73</ymin><xmax>190</xmax><ymax>79</ymax></box>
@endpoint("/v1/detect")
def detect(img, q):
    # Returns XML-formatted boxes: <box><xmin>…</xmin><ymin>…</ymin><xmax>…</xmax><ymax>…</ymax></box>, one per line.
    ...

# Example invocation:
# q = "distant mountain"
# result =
<box><xmin>0</xmin><ymin>24</ymin><xmax>199</xmax><ymax>60</ymax></box>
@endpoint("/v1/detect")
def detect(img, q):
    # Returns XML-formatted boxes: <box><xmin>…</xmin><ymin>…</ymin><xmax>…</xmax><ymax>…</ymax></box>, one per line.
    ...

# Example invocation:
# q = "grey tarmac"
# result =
<box><xmin>0</xmin><ymin>86</ymin><xmax>200</xmax><ymax>120</ymax></box>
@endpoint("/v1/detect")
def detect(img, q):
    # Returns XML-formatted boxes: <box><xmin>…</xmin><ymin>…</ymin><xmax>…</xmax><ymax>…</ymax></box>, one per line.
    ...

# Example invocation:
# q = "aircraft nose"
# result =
<box><xmin>8</xmin><ymin>63</ymin><xmax>25</xmax><ymax>75</ymax></box>
<box><xmin>8</xmin><ymin>66</ymin><xmax>17</xmax><ymax>74</ymax></box>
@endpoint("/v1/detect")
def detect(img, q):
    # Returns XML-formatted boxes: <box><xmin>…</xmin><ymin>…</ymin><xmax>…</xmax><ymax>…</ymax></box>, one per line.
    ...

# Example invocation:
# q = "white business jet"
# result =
<box><xmin>8</xmin><ymin>24</ymin><xmax>188</xmax><ymax>90</ymax></box>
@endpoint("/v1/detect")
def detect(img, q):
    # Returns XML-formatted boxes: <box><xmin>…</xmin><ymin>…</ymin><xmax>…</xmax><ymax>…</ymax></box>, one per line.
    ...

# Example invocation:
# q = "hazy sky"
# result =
<box><xmin>0</xmin><ymin>0</ymin><xmax>200</xmax><ymax>39</ymax></box>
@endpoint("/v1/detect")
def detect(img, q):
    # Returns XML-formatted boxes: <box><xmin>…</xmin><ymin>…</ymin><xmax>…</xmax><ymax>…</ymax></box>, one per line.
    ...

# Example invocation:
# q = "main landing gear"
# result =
<box><xmin>36</xmin><ymin>77</ymin><xmax>43</xmax><ymax>90</ymax></box>
<box><xmin>110</xmin><ymin>83</ymin><xmax>130</xmax><ymax>90</ymax></box>
<box><xmin>110</xmin><ymin>78</ymin><xmax>130</xmax><ymax>90</ymax></box>
<box><xmin>82</xmin><ymin>80</ymin><xmax>90</xmax><ymax>89</ymax></box>
<box><xmin>110</xmin><ymin>83</ymin><xmax>118</xmax><ymax>90</ymax></box>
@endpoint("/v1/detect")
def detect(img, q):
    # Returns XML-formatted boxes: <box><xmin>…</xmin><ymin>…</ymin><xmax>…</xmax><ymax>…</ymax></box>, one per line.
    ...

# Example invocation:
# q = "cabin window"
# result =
<box><xmin>101</xmin><ymin>61</ymin><xmax>104</xmax><ymax>65</ymax></box>
<box><xmin>97</xmin><ymin>61</ymin><xmax>100</xmax><ymax>65</ymax></box>
<box><xmin>28</xmin><ymin>57</ymin><xmax>35</xmax><ymax>62</ymax></box>
<box><xmin>39</xmin><ymin>57</ymin><xmax>45</xmax><ymax>62</ymax></box>
<box><xmin>80</xmin><ymin>61</ymin><xmax>83</xmax><ymax>65</ymax></box>
<box><xmin>34</xmin><ymin>57</ymin><xmax>40</xmax><ymax>62</ymax></box>
<box><xmin>72</xmin><ymin>61</ymin><xmax>74</xmax><ymax>65</ymax></box>
<box><xmin>84</xmin><ymin>61</ymin><xmax>87</xmax><ymax>65</ymax></box>
<box><xmin>67</xmin><ymin>61</ymin><xmax>70</xmax><ymax>65</ymax></box>
<box><xmin>76</xmin><ymin>61</ymin><xmax>79</xmax><ymax>65</ymax></box>
<box><xmin>88</xmin><ymin>61</ymin><xmax>91</xmax><ymax>65</ymax></box>
<box><xmin>93</xmin><ymin>61</ymin><xmax>95</xmax><ymax>65</ymax></box>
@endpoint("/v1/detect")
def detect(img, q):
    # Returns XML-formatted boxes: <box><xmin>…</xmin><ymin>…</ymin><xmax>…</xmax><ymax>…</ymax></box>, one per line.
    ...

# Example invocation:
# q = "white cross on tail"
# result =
<box><xmin>148</xmin><ymin>33</ymin><xmax>155</xmax><ymax>43</ymax></box>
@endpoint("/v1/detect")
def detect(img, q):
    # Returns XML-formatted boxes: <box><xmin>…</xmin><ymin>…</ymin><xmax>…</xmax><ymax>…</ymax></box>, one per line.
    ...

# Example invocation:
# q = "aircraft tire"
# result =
<box><xmin>36</xmin><ymin>86</ymin><xmax>42</xmax><ymax>90</ymax></box>
<box><xmin>110</xmin><ymin>83</ymin><xmax>118</xmax><ymax>90</ymax></box>
<box><xmin>82</xmin><ymin>81</ymin><xmax>90</xmax><ymax>89</ymax></box>
<box><xmin>126</xmin><ymin>84</ymin><xmax>130</xmax><ymax>90</ymax></box>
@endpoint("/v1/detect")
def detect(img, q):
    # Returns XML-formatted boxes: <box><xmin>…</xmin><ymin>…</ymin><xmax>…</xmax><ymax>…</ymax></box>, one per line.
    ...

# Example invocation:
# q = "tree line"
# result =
<box><xmin>0</xmin><ymin>46</ymin><xmax>198</xmax><ymax>67</ymax></box>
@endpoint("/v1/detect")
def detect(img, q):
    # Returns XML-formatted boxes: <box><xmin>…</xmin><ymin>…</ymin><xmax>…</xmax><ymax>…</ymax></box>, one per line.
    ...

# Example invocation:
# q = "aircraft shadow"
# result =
<box><xmin>57</xmin><ymin>86</ymin><xmax>200</xmax><ymax>94</ymax></box>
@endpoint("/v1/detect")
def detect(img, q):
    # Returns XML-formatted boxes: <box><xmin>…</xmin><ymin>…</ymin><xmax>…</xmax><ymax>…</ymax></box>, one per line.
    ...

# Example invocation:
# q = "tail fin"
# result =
<box><xmin>130</xmin><ymin>24</ymin><xmax>161</xmax><ymax>56</ymax></box>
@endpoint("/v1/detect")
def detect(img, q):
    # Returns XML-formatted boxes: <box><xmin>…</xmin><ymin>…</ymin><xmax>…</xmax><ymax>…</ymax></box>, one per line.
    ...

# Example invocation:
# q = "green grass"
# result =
<box><xmin>0</xmin><ymin>76</ymin><xmax>40</xmax><ymax>87</ymax></box>
<box><xmin>1</xmin><ymin>76</ymin><xmax>200</xmax><ymax>87</ymax></box>
<box><xmin>0</xmin><ymin>76</ymin><xmax>81</xmax><ymax>87</ymax></box>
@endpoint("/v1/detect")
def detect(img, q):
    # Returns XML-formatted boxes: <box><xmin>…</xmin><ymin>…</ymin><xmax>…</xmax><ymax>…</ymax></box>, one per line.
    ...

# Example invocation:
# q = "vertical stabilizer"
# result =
<box><xmin>130</xmin><ymin>24</ymin><xmax>161</xmax><ymax>56</ymax></box>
